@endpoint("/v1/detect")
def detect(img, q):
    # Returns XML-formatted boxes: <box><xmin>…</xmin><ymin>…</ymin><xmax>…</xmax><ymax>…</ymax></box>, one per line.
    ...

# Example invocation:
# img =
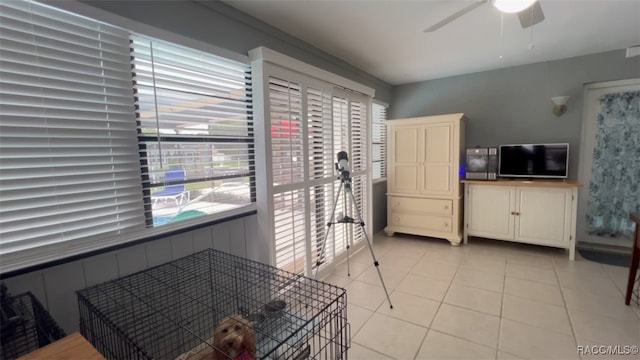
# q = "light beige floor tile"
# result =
<box><xmin>443</xmin><ymin>284</ymin><xmax>502</xmax><ymax>316</ymax></box>
<box><xmin>460</xmin><ymin>255</ymin><xmax>507</xmax><ymax>275</ymax></box>
<box><xmin>576</xmin><ymin>337</ymin><xmax>640</xmax><ymax>360</ymax></box>
<box><xmin>602</xmin><ymin>264</ymin><xmax>634</xmax><ymax>298</ymax></box>
<box><xmin>454</xmin><ymin>266</ymin><xmax>505</xmax><ymax>293</ymax></box>
<box><xmin>499</xmin><ymin>318</ymin><xmax>579</xmax><ymax>360</ymax></box>
<box><xmin>348</xmin><ymin>342</ymin><xmax>393</xmax><ymax>360</ymax></box>
<box><xmin>506</xmin><ymin>263</ymin><xmax>558</xmax><ymax>285</ymax></box>
<box><xmin>346</xmin><ymin>280</ymin><xmax>387</xmax><ymax>311</ymax></box>
<box><xmin>415</xmin><ymin>330</ymin><xmax>496</xmax><ymax>360</ymax></box>
<box><xmin>507</xmin><ymin>252</ymin><xmax>555</xmax><ymax>270</ymax></box>
<box><xmin>553</xmin><ymin>258</ymin><xmax>607</xmax><ymax>277</ymax></box>
<box><xmin>557</xmin><ymin>270</ymin><xmax>622</xmax><ymax>296</ymax></box>
<box><xmin>376</xmin><ymin>244</ymin><xmax>427</xmax><ymax>265</ymax></box>
<box><xmin>504</xmin><ymin>277</ymin><xmax>564</xmax><ymax>306</ymax></box>
<box><xmin>502</xmin><ymin>293</ymin><xmax>573</xmax><ymax>335</ymax></box>
<box><xmin>334</xmin><ymin>260</ymin><xmax>370</xmax><ymax>279</ymax></box>
<box><xmin>395</xmin><ymin>273</ymin><xmax>451</xmax><ymax>302</ymax></box>
<box><xmin>355</xmin><ymin>264</ymin><xmax>407</xmax><ymax>291</ymax></box>
<box><xmin>568</xmin><ymin>308</ymin><xmax>640</xmax><ymax>345</ymax></box>
<box><xmin>348</xmin><ymin>304</ymin><xmax>374</xmax><ymax>338</ymax></box>
<box><xmin>353</xmin><ymin>313</ymin><xmax>427</xmax><ymax>360</ymax></box>
<box><xmin>371</xmin><ymin>239</ymin><xmax>395</xmax><ymax>258</ymax></box>
<box><xmin>377</xmin><ymin>290</ymin><xmax>440</xmax><ymax>328</ymax></box>
<box><xmin>460</xmin><ymin>240</ymin><xmax>509</xmax><ymax>257</ymax></box>
<box><xmin>421</xmin><ymin>248</ymin><xmax>465</xmax><ymax>265</ymax></box>
<box><xmin>562</xmin><ymin>287</ymin><xmax>636</xmax><ymax>320</ymax></box>
<box><xmin>431</xmin><ymin>303</ymin><xmax>500</xmax><ymax>348</ymax></box>
<box><xmin>410</xmin><ymin>257</ymin><xmax>459</xmax><ymax>282</ymax></box>
<box><xmin>603</xmin><ymin>263</ymin><xmax>633</xmax><ymax>281</ymax></box>
<box><xmin>348</xmin><ymin>247</ymin><xmax>378</xmax><ymax>265</ymax></box>
<box><xmin>497</xmin><ymin>351</ymin><xmax>525</xmax><ymax>360</ymax></box>
<box><xmin>322</xmin><ymin>273</ymin><xmax>352</xmax><ymax>288</ymax></box>
<box><xmin>378</xmin><ymin>250</ymin><xmax>419</xmax><ymax>273</ymax></box>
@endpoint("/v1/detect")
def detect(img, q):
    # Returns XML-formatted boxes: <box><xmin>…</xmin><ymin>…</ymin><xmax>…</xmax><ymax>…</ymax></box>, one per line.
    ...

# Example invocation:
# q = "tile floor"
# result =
<box><xmin>322</xmin><ymin>233</ymin><xmax>640</xmax><ymax>360</ymax></box>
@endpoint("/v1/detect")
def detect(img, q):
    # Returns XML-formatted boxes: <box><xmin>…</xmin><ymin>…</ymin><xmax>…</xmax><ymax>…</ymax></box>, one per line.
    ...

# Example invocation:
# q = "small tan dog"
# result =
<box><xmin>175</xmin><ymin>315</ymin><xmax>256</xmax><ymax>360</ymax></box>
<box><xmin>212</xmin><ymin>315</ymin><xmax>256</xmax><ymax>360</ymax></box>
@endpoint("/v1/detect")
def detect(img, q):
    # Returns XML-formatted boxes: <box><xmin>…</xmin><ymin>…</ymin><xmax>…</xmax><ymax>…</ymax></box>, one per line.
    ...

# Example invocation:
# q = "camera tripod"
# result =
<box><xmin>313</xmin><ymin>153</ymin><xmax>393</xmax><ymax>309</ymax></box>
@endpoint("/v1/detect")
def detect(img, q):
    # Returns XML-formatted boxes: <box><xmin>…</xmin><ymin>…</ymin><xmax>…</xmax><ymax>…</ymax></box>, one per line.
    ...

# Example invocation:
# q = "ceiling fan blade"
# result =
<box><xmin>518</xmin><ymin>0</ymin><xmax>545</xmax><ymax>28</ymax></box>
<box><xmin>424</xmin><ymin>0</ymin><xmax>488</xmax><ymax>33</ymax></box>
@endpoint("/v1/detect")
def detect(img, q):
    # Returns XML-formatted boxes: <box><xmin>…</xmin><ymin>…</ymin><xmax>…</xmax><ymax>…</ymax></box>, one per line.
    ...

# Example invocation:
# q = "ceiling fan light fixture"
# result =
<box><xmin>492</xmin><ymin>0</ymin><xmax>537</xmax><ymax>14</ymax></box>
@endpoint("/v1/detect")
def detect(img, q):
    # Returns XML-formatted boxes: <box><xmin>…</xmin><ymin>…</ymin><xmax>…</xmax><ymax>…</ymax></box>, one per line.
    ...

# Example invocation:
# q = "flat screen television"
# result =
<box><xmin>498</xmin><ymin>143</ymin><xmax>569</xmax><ymax>179</ymax></box>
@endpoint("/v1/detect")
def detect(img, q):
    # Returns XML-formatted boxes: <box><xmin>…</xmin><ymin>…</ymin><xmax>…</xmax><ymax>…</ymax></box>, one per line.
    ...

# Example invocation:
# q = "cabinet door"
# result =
<box><xmin>420</xmin><ymin>123</ymin><xmax>453</xmax><ymax>196</ymax></box>
<box><xmin>467</xmin><ymin>185</ymin><xmax>515</xmax><ymax>239</ymax></box>
<box><xmin>515</xmin><ymin>187</ymin><xmax>572</xmax><ymax>246</ymax></box>
<box><xmin>388</xmin><ymin>125</ymin><xmax>420</xmax><ymax>194</ymax></box>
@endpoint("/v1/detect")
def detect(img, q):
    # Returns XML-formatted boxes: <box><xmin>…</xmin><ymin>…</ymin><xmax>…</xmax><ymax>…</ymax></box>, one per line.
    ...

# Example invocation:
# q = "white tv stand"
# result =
<box><xmin>462</xmin><ymin>179</ymin><xmax>581</xmax><ymax>260</ymax></box>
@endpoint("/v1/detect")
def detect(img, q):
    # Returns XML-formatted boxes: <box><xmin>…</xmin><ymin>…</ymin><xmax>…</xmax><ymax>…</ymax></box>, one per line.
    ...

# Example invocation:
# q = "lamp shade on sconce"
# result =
<box><xmin>551</xmin><ymin>96</ymin><xmax>570</xmax><ymax>117</ymax></box>
<box><xmin>492</xmin><ymin>0</ymin><xmax>537</xmax><ymax>13</ymax></box>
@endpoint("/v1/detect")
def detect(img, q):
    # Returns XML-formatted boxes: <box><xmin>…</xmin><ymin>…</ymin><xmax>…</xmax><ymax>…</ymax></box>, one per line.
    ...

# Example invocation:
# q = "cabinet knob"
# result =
<box><xmin>394</xmin><ymin>201</ymin><xmax>400</xmax><ymax>207</ymax></box>
<box><xmin>443</xmin><ymin>222</ymin><xmax>449</xmax><ymax>227</ymax></box>
<box><xmin>444</xmin><ymin>205</ymin><xmax>449</xmax><ymax>210</ymax></box>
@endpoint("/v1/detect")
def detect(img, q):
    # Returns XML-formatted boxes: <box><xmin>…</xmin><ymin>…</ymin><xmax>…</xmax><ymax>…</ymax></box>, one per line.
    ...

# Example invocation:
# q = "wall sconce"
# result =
<box><xmin>551</xmin><ymin>96</ymin><xmax>570</xmax><ymax>117</ymax></box>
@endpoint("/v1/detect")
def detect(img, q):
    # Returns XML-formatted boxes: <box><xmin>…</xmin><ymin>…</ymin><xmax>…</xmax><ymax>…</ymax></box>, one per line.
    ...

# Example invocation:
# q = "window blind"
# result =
<box><xmin>372</xmin><ymin>103</ymin><xmax>387</xmax><ymax>180</ymax></box>
<box><xmin>0</xmin><ymin>0</ymin><xmax>145</xmax><ymax>261</ymax></box>
<box><xmin>131</xmin><ymin>35</ymin><xmax>254</xmax><ymax>226</ymax></box>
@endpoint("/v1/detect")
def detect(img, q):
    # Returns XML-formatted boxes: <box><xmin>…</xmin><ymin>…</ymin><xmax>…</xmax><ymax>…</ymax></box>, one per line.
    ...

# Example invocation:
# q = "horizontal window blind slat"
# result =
<box><xmin>1</xmin><ymin>1</ymin><xmax>130</xmax><ymax>37</ymax></box>
<box><xmin>0</xmin><ymin>27</ymin><xmax>132</xmax><ymax>63</ymax></box>
<box><xmin>0</xmin><ymin>61</ymin><xmax>132</xmax><ymax>86</ymax></box>
<box><xmin>2</xmin><ymin>212</ymin><xmax>144</xmax><ymax>247</ymax></box>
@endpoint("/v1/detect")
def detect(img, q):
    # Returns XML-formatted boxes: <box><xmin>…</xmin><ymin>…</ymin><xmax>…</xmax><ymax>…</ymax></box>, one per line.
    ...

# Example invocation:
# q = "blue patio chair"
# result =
<box><xmin>152</xmin><ymin>169</ymin><xmax>189</xmax><ymax>206</ymax></box>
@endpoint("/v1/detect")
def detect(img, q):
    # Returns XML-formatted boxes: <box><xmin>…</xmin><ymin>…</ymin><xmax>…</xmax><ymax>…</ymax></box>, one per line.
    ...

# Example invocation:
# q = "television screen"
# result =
<box><xmin>499</xmin><ymin>143</ymin><xmax>569</xmax><ymax>179</ymax></box>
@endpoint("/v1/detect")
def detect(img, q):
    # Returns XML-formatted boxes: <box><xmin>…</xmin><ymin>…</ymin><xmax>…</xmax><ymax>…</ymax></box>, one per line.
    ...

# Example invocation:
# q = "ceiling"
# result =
<box><xmin>221</xmin><ymin>0</ymin><xmax>640</xmax><ymax>85</ymax></box>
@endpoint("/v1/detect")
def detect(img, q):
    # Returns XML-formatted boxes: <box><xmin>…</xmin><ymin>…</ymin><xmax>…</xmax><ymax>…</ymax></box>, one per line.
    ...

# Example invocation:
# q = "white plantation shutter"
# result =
<box><xmin>331</xmin><ymin>96</ymin><xmax>350</xmax><ymax>256</ymax></box>
<box><xmin>307</xmin><ymin>88</ymin><xmax>333</xmax><ymax>180</ymax></box>
<box><xmin>131</xmin><ymin>35</ymin><xmax>254</xmax><ymax>226</ymax></box>
<box><xmin>269</xmin><ymin>78</ymin><xmax>303</xmax><ymax>186</ymax></box>
<box><xmin>273</xmin><ymin>190</ymin><xmax>306</xmax><ymax>274</ymax></box>
<box><xmin>350</xmin><ymin>100</ymin><xmax>367</xmax><ymax>173</ymax></box>
<box><xmin>253</xmin><ymin>49</ymin><xmax>373</xmax><ymax>277</ymax></box>
<box><xmin>372</xmin><ymin>103</ymin><xmax>387</xmax><ymax>180</ymax></box>
<box><xmin>269</xmin><ymin>77</ymin><xmax>306</xmax><ymax>272</ymax></box>
<box><xmin>307</xmin><ymin>87</ymin><xmax>336</xmax><ymax>267</ymax></box>
<box><xmin>0</xmin><ymin>0</ymin><xmax>144</xmax><ymax>263</ymax></box>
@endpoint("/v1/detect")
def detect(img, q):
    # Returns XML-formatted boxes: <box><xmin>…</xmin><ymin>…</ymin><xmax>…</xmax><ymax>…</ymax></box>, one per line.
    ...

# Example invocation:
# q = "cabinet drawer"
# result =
<box><xmin>389</xmin><ymin>196</ymin><xmax>452</xmax><ymax>216</ymax></box>
<box><xmin>390</xmin><ymin>213</ymin><xmax>452</xmax><ymax>232</ymax></box>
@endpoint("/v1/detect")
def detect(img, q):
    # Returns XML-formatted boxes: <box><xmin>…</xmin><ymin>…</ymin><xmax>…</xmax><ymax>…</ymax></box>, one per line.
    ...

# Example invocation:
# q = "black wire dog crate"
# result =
<box><xmin>1</xmin><ymin>289</ymin><xmax>66</xmax><ymax>360</ymax></box>
<box><xmin>77</xmin><ymin>249</ymin><xmax>349</xmax><ymax>359</ymax></box>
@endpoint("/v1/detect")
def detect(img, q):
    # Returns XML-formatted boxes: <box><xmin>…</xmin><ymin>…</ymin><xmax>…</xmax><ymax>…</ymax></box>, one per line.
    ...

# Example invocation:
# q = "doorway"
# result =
<box><xmin>577</xmin><ymin>78</ymin><xmax>640</xmax><ymax>248</ymax></box>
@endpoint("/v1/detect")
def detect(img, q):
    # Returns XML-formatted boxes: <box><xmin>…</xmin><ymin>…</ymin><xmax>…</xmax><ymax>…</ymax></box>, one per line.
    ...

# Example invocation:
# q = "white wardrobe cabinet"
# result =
<box><xmin>463</xmin><ymin>180</ymin><xmax>581</xmax><ymax>260</ymax></box>
<box><xmin>385</xmin><ymin>113</ymin><xmax>466</xmax><ymax>245</ymax></box>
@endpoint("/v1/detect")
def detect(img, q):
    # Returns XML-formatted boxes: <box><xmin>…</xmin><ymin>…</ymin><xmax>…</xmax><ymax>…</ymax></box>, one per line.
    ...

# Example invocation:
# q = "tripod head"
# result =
<box><xmin>335</xmin><ymin>151</ymin><xmax>351</xmax><ymax>185</ymax></box>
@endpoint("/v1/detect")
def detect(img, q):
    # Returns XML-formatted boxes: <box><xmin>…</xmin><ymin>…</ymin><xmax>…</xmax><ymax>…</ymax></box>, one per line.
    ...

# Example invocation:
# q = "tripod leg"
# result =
<box><xmin>313</xmin><ymin>183</ymin><xmax>343</xmax><ymax>280</ymax></box>
<box><xmin>346</xmin><ymin>187</ymin><xmax>393</xmax><ymax>309</ymax></box>
<box><xmin>343</xmin><ymin>182</ymin><xmax>351</xmax><ymax>277</ymax></box>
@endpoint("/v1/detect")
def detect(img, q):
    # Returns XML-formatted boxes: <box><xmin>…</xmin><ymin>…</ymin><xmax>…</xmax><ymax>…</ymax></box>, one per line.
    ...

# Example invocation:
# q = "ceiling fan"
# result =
<box><xmin>424</xmin><ymin>0</ymin><xmax>545</xmax><ymax>32</ymax></box>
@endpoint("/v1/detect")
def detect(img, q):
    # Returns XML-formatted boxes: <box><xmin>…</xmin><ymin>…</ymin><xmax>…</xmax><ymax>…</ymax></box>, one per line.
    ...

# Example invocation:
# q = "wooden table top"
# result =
<box><xmin>18</xmin><ymin>332</ymin><xmax>105</xmax><ymax>360</ymax></box>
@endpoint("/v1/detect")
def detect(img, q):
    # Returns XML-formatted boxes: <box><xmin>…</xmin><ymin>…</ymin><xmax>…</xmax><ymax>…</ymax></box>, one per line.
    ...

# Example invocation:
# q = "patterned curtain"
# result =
<box><xmin>586</xmin><ymin>91</ymin><xmax>640</xmax><ymax>238</ymax></box>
